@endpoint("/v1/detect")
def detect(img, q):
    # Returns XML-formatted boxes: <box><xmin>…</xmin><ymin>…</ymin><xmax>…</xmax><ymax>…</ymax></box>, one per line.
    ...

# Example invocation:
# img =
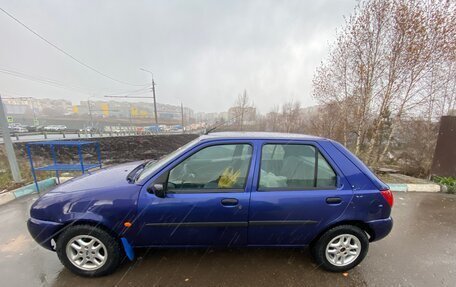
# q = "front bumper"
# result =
<box><xmin>27</xmin><ymin>218</ymin><xmax>64</xmax><ymax>251</ymax></box>
<box><xmin>367</xmin><ymin>217</ymin><xmax>393</xmax><ymax>242</ymax></box>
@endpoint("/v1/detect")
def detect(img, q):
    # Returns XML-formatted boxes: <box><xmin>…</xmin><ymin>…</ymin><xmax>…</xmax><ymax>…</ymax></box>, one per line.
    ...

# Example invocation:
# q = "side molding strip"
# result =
<box><xmin>249</xmin><ymin>220</ymin><xmax>319</xmax><ymax>226</ymax></box>
<box><xmin>145</xmin><ymin>220</ymin><xmax>319</xmax><ymax>228</ymax></box>
<box><xmin>145</xmin><ymin>222</ymin><xmax>248</xmax><ymax>227</ymax></box>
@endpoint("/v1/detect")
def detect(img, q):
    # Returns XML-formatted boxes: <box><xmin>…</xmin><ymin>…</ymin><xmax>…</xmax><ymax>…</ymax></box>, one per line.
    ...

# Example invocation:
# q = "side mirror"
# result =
<box><xmin>148</xmin><ymin>183</ymin><xmax>166</xmax><ymax>198</ymax></box>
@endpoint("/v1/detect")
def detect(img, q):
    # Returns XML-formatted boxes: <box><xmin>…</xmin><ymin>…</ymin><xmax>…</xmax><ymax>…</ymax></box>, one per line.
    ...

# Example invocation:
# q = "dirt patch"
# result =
<box><xmin>378</xmin><ymin>173</ymin><xmax>433</xmax><ymax>184</ymax></box>
<box><xmin>0</xmin><ymin>234</ymin><xmax>31</xmax><ymax>254</ymax></box>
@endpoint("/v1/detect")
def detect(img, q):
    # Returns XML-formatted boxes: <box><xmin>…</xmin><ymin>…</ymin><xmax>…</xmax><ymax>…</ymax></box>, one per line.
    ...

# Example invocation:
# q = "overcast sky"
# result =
<box><xmin>0</xmin><ymin>0</ymin><xmax>356</xmax><ymax>113</ymax></box>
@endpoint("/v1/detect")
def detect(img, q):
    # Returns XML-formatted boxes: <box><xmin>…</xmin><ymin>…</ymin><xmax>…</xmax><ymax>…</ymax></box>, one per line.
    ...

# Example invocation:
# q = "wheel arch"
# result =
<box><xmin>53</xmin><ymin>220</ymin><xmax>121</xmax><ymax>247</ymax></box>
<box><xmin>310</xmin><ymin>220</ymin><xmax>374</xmax><ymax>247</ymax></box>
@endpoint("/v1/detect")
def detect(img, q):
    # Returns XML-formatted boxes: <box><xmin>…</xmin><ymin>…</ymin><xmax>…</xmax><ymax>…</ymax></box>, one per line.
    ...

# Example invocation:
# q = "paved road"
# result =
<box><xmin>1</xmin><ymin>192</ymin><xmax>455</xmax><ymax>287</ymax></box>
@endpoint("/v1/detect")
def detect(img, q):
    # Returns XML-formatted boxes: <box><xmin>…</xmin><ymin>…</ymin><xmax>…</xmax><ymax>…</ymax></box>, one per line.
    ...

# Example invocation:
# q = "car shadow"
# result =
<box><xmin>51</xmin><ymin>247</ymin><xmax>368</xmax><ymax>287</ymax></box>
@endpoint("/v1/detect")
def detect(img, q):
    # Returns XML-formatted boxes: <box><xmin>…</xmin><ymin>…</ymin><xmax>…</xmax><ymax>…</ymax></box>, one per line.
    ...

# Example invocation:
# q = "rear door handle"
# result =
<box><xmin>326</xmin><ymin>197</ymin><xmax>342</xmax><ymax>204</ymax></box>
<box><xmin>221</xmin><ymin>198</ymin><xmax>239</xmax><ymax>206</ymax></box>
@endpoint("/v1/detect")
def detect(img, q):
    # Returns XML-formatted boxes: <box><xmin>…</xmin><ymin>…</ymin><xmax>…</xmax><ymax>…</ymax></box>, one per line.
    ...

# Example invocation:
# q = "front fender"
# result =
<box><xmin>57</xmin><ymin>211</ymin><xmax>131</xmax><ymax>238</ymax></box>
<box><xmin>29</xmin><ymin>185</ymin><xmax>141</xmax><ymax>251</ymax></box>
<box><xmin>27</xmin><ymin>218</ymin><xmax>63</xmax><ymax>250</ymax></box>
<box><xmin>28</xmin><ymin>215</ymin><xmax>130</xmax><ymax>251</ymax></box>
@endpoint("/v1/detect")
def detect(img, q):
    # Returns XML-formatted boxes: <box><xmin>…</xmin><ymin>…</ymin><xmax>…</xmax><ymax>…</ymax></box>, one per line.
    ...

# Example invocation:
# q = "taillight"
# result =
<box><xmin>380</xmin><ymin>189</ymin><xmax>394</xmax><ymax>207</ymax></box>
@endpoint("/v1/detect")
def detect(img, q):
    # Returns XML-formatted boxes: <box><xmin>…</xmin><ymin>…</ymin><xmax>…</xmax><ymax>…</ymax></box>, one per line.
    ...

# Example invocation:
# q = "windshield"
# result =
<box><xmin>135</xmin><ymin>138</ymin><xmax>200</xmax><ymax>183</ymax></box>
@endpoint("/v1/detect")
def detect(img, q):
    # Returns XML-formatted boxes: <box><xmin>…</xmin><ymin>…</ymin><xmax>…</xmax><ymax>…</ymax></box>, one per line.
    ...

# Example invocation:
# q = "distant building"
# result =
<box><xmin>3</xmin><ymin>96</ymin><xmax>203</xmax><ymax>125</ymax></box>
<box><xmin>4</xmin><ymin>103</ymin><xmax>28</xmax><ymax>115</ymax></box>
<box><xmin>3</xmin><ymin>97</ymin><xmax>71</xmax><ymax>117</ymax></box>
<box><xmin>194</xmin><ymin>111</ymin><xmax>229</xmax><ymax>124</ymax></box>
<box><xmin>72</xmin><ymin>99</ymin><xmax>196</xmax><ymax>123</ymax></box>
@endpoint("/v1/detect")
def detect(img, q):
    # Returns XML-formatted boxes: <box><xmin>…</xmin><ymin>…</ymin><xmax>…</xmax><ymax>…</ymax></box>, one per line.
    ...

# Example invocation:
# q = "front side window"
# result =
<box><xmin>167</xmin><ymin>144</ymin><xmax>252</xmax><ymax>191</ymax></box>
<box><xmin>259</xmin><ymin>144</ymin><xmax>337</xmax><ymax>190</ymax></box>
<box><xmin>136</xmin><ymin>138</ymin><xmax>200</xmax><ymax>182</ymax></box>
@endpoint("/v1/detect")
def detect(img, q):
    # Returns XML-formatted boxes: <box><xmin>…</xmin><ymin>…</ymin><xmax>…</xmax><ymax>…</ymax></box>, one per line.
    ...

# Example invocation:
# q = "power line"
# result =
<box><xmin>0</xmin><ymin>67</ymin><xmax>150</xmax><ymax>96</ymax></box>
<box><xmin>104</xmin><ymin>95</ymin><xmax>152</xmax><ymax>99</ymax></box>
<box><xmin>103</xmin><ymin>87</ymin><xmax>152</xmax><ymax>97</ymax></box>
<box><xmin>0</xmin><ymin>67</ymin><xmax>91</xmax><ymax>94</ymax></box>
<box><xmin>0</xmin><ymin>7</ymin><xmax>147</xmax><ymax>87</ymax></box>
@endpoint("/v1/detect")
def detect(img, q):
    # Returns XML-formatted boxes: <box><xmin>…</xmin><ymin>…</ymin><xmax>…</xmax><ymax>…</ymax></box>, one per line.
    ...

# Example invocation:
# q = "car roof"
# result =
<box><xmin>200</xmin><ymin>131</ymin><xmax>327</xmax><ymax>141</ymax></box>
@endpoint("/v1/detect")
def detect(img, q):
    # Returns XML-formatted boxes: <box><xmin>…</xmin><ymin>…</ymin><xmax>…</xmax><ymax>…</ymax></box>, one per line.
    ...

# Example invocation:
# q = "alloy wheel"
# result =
<box><xmin>325</xmin><ymin>234</ymin><xmax>361</xmax><ymax>266</ymax></box>
<box><xmin>65</xmin><ymin>235</ymin><xmax>108</xmax><ymax>271</ymax></box>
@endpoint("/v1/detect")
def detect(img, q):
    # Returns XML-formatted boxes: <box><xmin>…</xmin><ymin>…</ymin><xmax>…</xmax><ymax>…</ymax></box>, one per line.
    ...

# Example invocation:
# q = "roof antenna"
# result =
<box><xmin>204</xmin><ymin>113</ymin><xmax>244</xmax><ymax>135</ymax></box>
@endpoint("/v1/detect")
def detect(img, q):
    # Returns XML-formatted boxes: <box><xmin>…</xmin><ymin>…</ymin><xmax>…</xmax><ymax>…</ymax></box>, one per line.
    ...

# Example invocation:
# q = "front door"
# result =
<box><xmin>135</xmin><ymin>142</ymin><xmax>254</xmax><ymax>247</ymax></box>
<box><xmin>248</xmin><ymin>141</ymin><xmax>353</xmax><ymax>246</ymax></box>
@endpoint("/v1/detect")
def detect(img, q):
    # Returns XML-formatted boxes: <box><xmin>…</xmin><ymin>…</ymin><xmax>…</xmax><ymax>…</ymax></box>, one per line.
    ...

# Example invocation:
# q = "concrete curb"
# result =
<box><xmin>387</xmin><ymin>183</ymin><xmax>442</xmax><ymax>193</ymax></box>
<box><xmin>0</xmin><ymin>178</ymin><xmax>57</xmax><ymax>206</ymax></box>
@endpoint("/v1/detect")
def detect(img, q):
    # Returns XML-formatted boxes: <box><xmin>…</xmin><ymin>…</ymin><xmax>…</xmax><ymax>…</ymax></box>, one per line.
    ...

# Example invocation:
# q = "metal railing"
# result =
<box><xmin>0</xmin><ymin>129</ymin><xmax>202</xmax><ymax>143</ymax></box>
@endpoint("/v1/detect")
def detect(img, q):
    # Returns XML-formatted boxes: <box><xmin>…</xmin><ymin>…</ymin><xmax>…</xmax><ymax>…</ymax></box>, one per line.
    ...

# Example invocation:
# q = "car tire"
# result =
<box><xmin>311</xmin><ymin>225</ymin><xmax>369</xmax><ymax>272</ymax></box>
<box><xmin>56</xmin><ymin>225</ymin><xmax>123</xmax><ymax>277</ymax></box>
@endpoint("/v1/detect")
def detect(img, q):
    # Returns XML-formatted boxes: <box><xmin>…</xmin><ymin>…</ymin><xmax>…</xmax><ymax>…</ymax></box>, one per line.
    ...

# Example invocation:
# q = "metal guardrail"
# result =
<box><xmin>0</xmin><ymin>129</ymin><xmax>202</xmax><ymax>143</ymax></box>
<box><xmin>1</xmin><ymin>131</ymin><xmax>132</xmax><ymax>140</ymax></box>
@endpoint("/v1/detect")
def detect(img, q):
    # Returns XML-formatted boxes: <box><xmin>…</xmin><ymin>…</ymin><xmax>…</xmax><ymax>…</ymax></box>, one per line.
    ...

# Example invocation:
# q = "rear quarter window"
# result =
<box><xmin>259</xmin><ymin>143</ymin><xmax>337</xmax><ymax>190</ymax></box>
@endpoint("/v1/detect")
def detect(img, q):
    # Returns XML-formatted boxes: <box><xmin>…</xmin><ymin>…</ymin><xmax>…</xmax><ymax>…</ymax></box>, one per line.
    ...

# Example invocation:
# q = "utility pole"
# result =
<box><xmin>30</xmin><ymin>98</ymin><xmax>37</xmax><ymax>126</ymax></box>
<box><xmin>129</xmin><ymin>103</ymin><xmax>134</xmax><ymax>132</ymax></box>
<box><xmin>0</xmin><ymin>95</ymin><xmax>22</xmax><ymax>182</ymax></box>
<box><xmin>87</xmin><ymin>98</ymin><xmax>94</xmax><ymax>128</ymax></box>
<box><xmin>181</xmin><ymin>102</ymin><xmax>184</xmax><ymax>134</ymax></box>
<box><xmin>140</xmin><ymin>68</ymin><xmax>158</xmax><ymax>124</ymax></box>
<box><xmin>152</xmin><ymin>78</ymin><xmax>158</xmax><ymax>124</ymax></box>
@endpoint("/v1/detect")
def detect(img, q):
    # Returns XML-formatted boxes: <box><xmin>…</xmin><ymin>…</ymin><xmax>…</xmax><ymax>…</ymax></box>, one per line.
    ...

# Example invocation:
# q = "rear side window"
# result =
<box><xmin>259</xmin><ymin>144</ymin><xmax>337</xmax><ymax>190</ymax></box>
<box><xmin>316</xmin><ymin>152</ymin><xmax>337</xmax><ymax>187</ymax></box>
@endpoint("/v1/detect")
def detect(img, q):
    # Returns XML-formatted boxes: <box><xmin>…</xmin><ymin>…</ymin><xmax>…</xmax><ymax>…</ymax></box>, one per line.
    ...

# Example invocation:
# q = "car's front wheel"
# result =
<box><xmin>56</xmin><ymin>225</ymin><xmax>123</xmax><ymax>277</ymax></box>
<box><xmin>311</xmin><ymin>225</ymin><xmax>369</xmax><ymax>272</ymax></box>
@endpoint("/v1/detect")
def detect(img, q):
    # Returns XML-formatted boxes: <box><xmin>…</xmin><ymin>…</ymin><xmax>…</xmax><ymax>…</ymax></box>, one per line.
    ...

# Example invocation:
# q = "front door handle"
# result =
<box><xmin>326</xmin><ymin>197</ymin><xmax>342</xmax><ymax>204</ymax></box>
<box><xmin>221</xmin><ymin>198</ymin><xmax>239</xmax><ymax>206</ymax></box>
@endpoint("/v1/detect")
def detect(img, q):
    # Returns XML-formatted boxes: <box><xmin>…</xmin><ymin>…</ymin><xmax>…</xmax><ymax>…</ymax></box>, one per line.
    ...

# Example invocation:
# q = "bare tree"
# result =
<box><xmin>313</xmin><ymin>0</ymin><xmax>455</xmax><ymax>171</ymax></box>
<box><xmin>281</xmin><ymin>100</ymin><xmax>302</xmax><ymax>133</ymax></box>
<box><xmin>232</xmin><ymin>90</ymin><xmax>254</xmax><ymax>131</ymax></box>
<box><xmin>369</xmin><ymin>0</ymin><xmax>454</xmax><ymax>164</ymax></box>
<box><xmin>265</xmin><ymin>105</ymin><xmax>280</xmax><ymax>132</ymax></box>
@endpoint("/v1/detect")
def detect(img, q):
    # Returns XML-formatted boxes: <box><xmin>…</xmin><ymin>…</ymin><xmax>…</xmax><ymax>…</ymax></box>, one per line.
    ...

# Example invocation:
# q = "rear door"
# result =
<box><xmin>135</xmin><ymin>141</ymin><xmax>256</xmax><ymax>247</ymax></box>
<box><xmin>248</xmin><ymin>140</ymin><xmax>353</xmax><ymax>246</ymax></box>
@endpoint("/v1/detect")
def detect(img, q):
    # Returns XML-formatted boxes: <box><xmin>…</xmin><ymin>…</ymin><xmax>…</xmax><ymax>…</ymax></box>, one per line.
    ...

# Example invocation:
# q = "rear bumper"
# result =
<box><xmin>367</xmin><ymin>217</ymin><xmax>393</xmax><ymax>242</ymax></box>
<box><xmin>27</xmin><ymin>218</ymin><xmax>64</xmax><ymax>251</ymax></box>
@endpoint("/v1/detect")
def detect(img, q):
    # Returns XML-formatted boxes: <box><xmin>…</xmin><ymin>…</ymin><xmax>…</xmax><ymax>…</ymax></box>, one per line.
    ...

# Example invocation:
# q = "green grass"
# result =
<box><xmin>0</xmin><ymin>158</ymin><xmax>82</xmax><ymax>191</ymax></box>
<box><xmin>433</xmin><ymin>176</ymin><xmax>456</xmax><ymax>194</ymax></box>
<box><xmin>0</xmin><ymin>160</ymin><xmax>53</xmax><ymax>191</ymax></box>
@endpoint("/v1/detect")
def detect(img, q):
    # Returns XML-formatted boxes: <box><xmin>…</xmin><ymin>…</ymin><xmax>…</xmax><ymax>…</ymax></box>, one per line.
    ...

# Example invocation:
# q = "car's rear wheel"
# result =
<box><xmin>56</xmin><ymin>225</ymin><xmax>123</xmax><ymax>277</ymax></box>
<box><xmin>311</xmin><ymin>225</ymin><xmax>369</xmax><ymax>272</ymax></box>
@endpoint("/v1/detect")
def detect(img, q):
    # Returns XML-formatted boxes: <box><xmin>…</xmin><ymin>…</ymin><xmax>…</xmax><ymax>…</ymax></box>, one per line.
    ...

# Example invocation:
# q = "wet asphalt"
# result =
<box><xmin>0</xmin><ymin>192</ymin><xmax>455</xmax><ymax>287</ymax></box>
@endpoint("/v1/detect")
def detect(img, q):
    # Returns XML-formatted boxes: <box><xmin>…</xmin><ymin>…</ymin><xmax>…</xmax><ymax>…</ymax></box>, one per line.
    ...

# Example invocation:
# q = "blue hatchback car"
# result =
<box><xmin>28</xmin><ymin>132</ymin><xmax>393</xmax><ymax>277</ymax></box>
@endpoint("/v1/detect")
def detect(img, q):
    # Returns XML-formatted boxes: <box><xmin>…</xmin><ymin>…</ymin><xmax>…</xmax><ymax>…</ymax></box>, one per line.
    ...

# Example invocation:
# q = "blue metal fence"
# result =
<box><xmin>26</xmin><ymin>140</ymin><xmax>102</xmax><ymax>192</ymax></box>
